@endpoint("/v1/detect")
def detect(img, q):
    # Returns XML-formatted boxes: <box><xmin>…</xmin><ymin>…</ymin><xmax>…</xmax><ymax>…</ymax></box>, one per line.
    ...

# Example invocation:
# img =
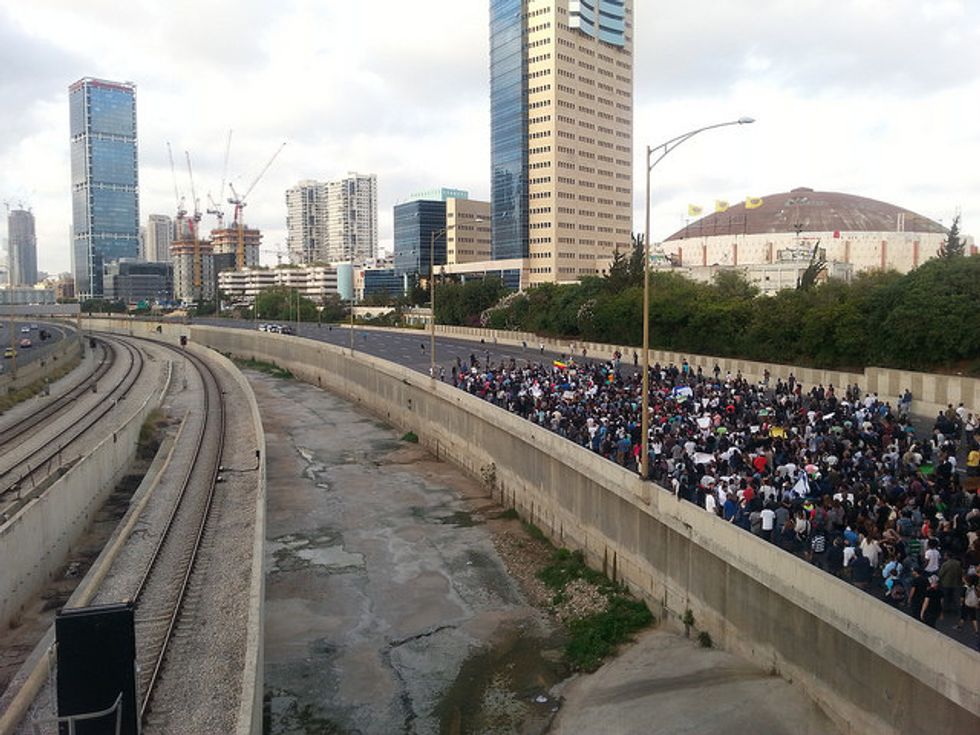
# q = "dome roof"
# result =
<box><xmin>665</xmin><ymin>188</ymin><xmax>946</xmax><ymax>241</ymax></box>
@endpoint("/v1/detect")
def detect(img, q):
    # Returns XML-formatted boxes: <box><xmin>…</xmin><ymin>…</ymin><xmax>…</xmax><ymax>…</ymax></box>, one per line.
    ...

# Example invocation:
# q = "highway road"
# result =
<box><xmin>191</xmin><ymin>317</ymin><xmax>613</xmax><ymax>377</ymax></box>
<box><xmin>0</xmin><ymin>320</ymin><xmax>69</xmax><ymax>375</ymax></box>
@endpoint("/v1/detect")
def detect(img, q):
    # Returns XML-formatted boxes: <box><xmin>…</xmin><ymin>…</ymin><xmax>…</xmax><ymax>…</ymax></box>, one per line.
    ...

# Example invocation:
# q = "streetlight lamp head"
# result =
<box><xmin>737</xmin><ymin>116</ymin><xmax>756</xmax><ymax>125</ymax></box>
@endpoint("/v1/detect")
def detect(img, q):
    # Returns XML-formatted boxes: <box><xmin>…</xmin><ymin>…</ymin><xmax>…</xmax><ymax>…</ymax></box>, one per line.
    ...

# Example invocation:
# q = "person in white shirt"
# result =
<box><xmin>923</xmin><ymin>538</ymin><xmax>941</xmax><ymax>573</ymax></box>
<box><xmin>704</xmin><ymin>492</ymin><xmax>717</xmax><ymax>515</ymax></box>
<box><xmin>760</xmin><ymin>506</ymin><xmax>776</xmax><ymax>537</ymax></box>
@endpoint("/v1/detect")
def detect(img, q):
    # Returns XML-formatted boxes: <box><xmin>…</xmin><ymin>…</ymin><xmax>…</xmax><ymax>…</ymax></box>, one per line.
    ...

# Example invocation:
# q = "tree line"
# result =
<box><xmin>434</xmin><ymin>237</ymin><xmax>980</xmax><ymax>374</ymax></box>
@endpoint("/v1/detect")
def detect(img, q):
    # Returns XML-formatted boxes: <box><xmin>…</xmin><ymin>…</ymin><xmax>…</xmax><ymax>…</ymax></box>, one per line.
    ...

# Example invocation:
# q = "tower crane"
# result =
<box><xmin>166</xmin><ymin>142</ymin><xmax>186</xmax><ymax>237</ymax></box>
<box><xmin>206</xmin><ymin>129</ymin><xmax>233</xmax><ymax>228</ymax></box>
<box><xmin>228</xmin><ymin>141</ymin><xmax>286</xmax><ymax>269</ymax></box>
<box><xmin>184</xmin><ymin>151</ymin><xmax>202</xmax><ymax>238</ymax></box>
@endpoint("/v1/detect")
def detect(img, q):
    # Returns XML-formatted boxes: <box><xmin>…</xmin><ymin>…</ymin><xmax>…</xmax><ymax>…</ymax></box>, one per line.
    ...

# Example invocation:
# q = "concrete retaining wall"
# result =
<box><xmin>180</xmin><ymin>324</ymin><xmax>978</xmax><ymax>735</ymax></box>
<box><xmin>0</xmin><ymin>355</ymin><xmax>170</xmax><ymax>630</ymax></box>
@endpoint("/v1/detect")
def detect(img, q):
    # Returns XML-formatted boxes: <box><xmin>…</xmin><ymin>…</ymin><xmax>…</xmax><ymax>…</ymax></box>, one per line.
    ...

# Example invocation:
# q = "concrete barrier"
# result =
<box><xmin>0</xmin><ymin>356</ymin><xmax>171</xmax><ymax>630</ymax></box>
<box><xmin>433</xmin><ymin>324</ymin><xmax>979</xmax><ymax>420</ymax></box>
<box><xmin>176</xmin><ymin>324</ymin><xmax>979</xmax><ymax>735</ymax></box>
<box><xmin>0</xmin><ymin>328</ymin><xmax>82</xmax><ymax>398</ymax></box>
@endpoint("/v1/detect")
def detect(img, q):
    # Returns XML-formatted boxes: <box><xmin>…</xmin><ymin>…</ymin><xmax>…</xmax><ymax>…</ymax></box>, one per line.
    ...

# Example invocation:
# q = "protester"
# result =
<box><xmin>452</xmin><ymin>354</ymin><xmax>979</xmax><ymax>644</ymax></box>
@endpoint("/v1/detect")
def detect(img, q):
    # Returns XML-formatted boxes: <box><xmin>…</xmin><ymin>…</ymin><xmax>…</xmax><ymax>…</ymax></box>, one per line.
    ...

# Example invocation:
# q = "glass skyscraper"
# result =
<box><xmin>393</xmin><ymin>199</ymin><xmax>448</xmax><ymax>276</ymax></box>
<box><xmin>489</xmin><ymin>0</ymin><xmax>528</xmax><ymax>261</ymax></box>
<box><xmin>489</xmin><ymin>1</ymin><xmax>633</xmax><ymax>285</ymax></box>
<box><xmin>69</xmin><ymin>77</ymin><xmax>140</xmax><ymax>298</ymax></box>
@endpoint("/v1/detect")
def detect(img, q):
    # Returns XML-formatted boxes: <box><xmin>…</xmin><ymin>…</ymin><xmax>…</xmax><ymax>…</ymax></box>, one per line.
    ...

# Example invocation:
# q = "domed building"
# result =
<box><xmin>662</xmin><ymin>188</ymin><xmax>954</xmax><ymax>277</ymax></box>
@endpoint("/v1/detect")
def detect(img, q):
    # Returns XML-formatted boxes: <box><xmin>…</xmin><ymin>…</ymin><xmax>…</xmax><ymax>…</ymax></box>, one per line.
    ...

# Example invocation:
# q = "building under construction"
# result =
<box><xmin>172</xmin><ymin>235</ymin><xmax>215</xmax><ymax>303</ymax></box>
<box><xmin>210</xmin><ymin>226</ymin><xmax>261</xmax><ymax>269</ymax></box>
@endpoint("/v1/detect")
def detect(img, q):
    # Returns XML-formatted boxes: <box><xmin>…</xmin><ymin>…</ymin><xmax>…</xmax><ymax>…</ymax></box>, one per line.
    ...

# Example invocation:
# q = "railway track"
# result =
<box><xmin>0</xmin><ymin>339</ymin><xmax>114</xmax><ymax>452</ymax></box>
<box><xmin>125</xmin><ymin>340</ymin><xmax>226</xmax><ymax>724</ymax></box>
<box><xmin>0</xmin><ymin>336</ymin><xmax>144</xmax><ymax>497</ymax></box>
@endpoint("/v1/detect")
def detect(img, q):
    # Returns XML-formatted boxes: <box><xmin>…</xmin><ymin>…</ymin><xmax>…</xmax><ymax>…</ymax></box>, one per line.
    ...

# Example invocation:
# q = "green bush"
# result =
<box><xmin>565</xmin><ymin>596</ymin><xmax>654</xmax><ymax>671</ymax></box>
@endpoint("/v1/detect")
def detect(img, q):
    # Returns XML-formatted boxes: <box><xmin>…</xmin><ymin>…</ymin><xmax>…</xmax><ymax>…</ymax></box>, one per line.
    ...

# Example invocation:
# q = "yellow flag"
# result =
<box><xmin>745</xmin><ymin>196</ymin><xmax>764</xmax><ymax>210</ymax></box>
<box><xmin>687</xmin><ymin>204</ymin><xmax>703</xmax><ymax>217</ymax></box>
<box><xmin>714</xmin><ymin>200</ymin><xmax>729</xmax><ymax>213</ymax></box>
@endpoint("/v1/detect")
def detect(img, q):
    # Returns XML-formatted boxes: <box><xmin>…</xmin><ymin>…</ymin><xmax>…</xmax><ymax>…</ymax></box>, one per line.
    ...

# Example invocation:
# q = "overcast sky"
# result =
<box><xmin>1</xmin><ymin>0</ymin><xmax>977</xmax><ymax>274</ymax></box>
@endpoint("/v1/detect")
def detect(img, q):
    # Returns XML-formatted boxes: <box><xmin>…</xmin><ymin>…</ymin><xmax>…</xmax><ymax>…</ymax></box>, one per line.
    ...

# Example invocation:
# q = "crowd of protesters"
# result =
<box><xmin>450</xmin><ymin>349</ymin><xmax>980</xmax><ymax>646</ymax></box>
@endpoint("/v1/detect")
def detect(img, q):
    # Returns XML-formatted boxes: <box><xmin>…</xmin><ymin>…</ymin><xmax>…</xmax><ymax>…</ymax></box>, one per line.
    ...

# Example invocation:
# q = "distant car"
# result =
<box><xmin>29</xmin><ymin>323</ymin><xmax>39</xmax><ymax>330</ymax></box>
<box><xmin>280</xmin><ymin>325</ymin><xmax>295</xmax><ymax>335</ymax></box>
<box><xmin>267</xmin><ymin>324</ymin><xmax>282</xmax><ymax>334</ymax></box>
<box><xmin>4</xmin><ymin>347</ymin><xmax>16</xmax><ymax>359</ymax></box>
<box><xmin>20</xmin><ymin>326</ymin><xmax>30</xmax><ymax>334</ymax></box>
<box><xmin>39</xmin><ymin>329</ymin><xmax>50</xmax><ymax>341</ymax></box>
<box><xmin>258</xmin><ymin>323</ymin><xmax>269</xmax><ymax>332</ymax></box>
<box><xmin>19</xmin><ymin>338</ymin><xmax>32</xmax><ymax>348</ymax></box>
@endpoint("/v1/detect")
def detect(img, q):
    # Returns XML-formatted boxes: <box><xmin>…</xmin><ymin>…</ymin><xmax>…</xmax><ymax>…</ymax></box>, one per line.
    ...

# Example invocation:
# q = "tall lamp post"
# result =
<box><xmin>640</xmin><ymin>117</ymin><xmax>755</xmax><ymax>479</ymax></box>
<box><xmin>428</xmin><ymin>217</ymin><xmax>483</xmax><ymax>379</ymax></box>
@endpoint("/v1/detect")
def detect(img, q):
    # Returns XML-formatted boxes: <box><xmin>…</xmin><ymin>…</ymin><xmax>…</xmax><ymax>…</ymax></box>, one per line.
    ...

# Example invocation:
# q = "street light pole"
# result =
<box><xmin>640</xmin><ymin>117</ymin><xmax>754</xmax><ymax>479</ymax></box>
<box><xmin>429</xmin><ymin>227</ymin><xmax>445</xmax><ymax>379</ymax></box>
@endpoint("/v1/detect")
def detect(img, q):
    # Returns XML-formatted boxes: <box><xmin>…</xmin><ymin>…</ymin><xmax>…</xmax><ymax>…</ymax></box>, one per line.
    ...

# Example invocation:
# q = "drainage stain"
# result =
<box><xmin>436</xmin><ymin>627</ymin><xmax>568</xmax><ymax>735</ymax></box>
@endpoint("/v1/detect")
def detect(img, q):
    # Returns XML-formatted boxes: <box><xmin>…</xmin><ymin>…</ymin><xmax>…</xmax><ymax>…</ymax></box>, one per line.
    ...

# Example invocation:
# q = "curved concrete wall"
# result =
<box><xmin>181</xmin><ymin>324</ymin><xmax>979</xmax><ymax>735</ymax></box>
<box><xmin>0</xmin><ymin>357</ymin><xmax>170</xmax><ymax>630</ymax></box>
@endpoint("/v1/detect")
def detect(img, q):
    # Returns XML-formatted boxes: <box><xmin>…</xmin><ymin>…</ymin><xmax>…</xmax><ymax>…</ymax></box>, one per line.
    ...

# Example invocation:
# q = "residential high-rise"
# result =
<box><xmin>7</xmin><ymin>208</ymin><xmax>38</xmax><ymax>286</ymax></box>
<box><xmin>286</xmin><ymin>174</ymin><xmax>378</xmax><ymax>264</ymax></box>
<box><xmin>325</xmin><ymin>173</ymin><xmax>378</xmax><ymax>263</ymax></box>
<box><xmin>69</xmin><ymin>78</ymin><xmax>140</xmax><ymax>298</ymax></box>
<box><xmin>490</xmin><ymin>0</ymin><xmax>633</xmax><ymax>284</ymax></box>
<box><xmin>143</xmin><ymin>214</ymin><xmax>173</xmax><ymax>262</ymax></box>
<box><xmin>286</xmin><ymin>180</ymin><xmax>325</xmax><ymax>264</ymax></box>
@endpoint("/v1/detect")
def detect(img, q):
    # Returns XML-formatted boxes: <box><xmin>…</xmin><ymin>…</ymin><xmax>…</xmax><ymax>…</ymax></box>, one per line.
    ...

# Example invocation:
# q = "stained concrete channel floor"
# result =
<box><xmin>254</xmin><ymin>371</ymin><xmax>840</xmax><ymax>735</ymax></box>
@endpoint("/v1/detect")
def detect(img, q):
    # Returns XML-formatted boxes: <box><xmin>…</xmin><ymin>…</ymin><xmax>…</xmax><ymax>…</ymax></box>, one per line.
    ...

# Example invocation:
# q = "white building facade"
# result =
<box><xmin>286</xmin><ymin>173</ymin><xmax>378</xmax><ymax>265</ymax></box>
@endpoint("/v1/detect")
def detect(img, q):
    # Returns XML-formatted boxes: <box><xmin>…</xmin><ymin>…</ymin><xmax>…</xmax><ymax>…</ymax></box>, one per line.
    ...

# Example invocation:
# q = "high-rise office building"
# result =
<box><xmin>490</xmin><ymin>0</ymin><xmax>633</xmax><ymax>284</ymax></box>
<box><xmin>69</xmin><ymin>77</ymin><xmax>140</xmax><ymax>298</ymax></box>
<box><xmin>285</xmin><ymin>174</ymin><xmax>378</xmax><ymax>264</ymax></box>
<box><xmin>393</xmin><ymin>199</ymin><xmax>447</xmax><ymax>276</ymax></box>
<box><xmin>446</xmin><ymin>198</ymin><xmax>492</xmax><ymax>265</ymax></box>
<box><xmin>7</xmin><ymin>208</ymin><xmax>38</xmax><ymax>286</ymax></box>
<box><xmin>143</xmin><ymin>214</ymin><xmax>173</xmax><ymax>262</ymax></box>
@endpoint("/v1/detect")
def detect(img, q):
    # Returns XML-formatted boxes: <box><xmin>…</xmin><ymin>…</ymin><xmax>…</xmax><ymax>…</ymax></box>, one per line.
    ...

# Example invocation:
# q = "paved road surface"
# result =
<box><xmin>0</xmin><ymin>320</ymin><xmax>68</xmax><ymax>375</ymax></box>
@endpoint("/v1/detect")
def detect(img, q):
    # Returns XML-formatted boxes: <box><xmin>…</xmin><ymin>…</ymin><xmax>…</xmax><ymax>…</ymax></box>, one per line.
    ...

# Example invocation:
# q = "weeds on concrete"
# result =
<box><xmin>537</xmin><ymin>547</ymin><xmax>653</xmax><ymax>672</ymax></box>
<box><xmin>496</xmin><ymin>508</ymin><xmax>520</xmax><ymax>520</ymax></box>
<box><xmin>401</xmin><ymin>431</ymin><xmax>419</xmax><ymax>443</ymax></box>
<box><xmin>697</xmin><ymin>631</ymin><xmax>713</xmax><ymax>648</ymax></box>
<box><xmin>137</xmin><ymin>409</ymin><xmax>166</xmax><ymax>459</ymax></box>
<box><xmin>564</xmin><ymin>596</ymin><xmax>653</xmax><ymax>672</ymax></box>
<box><xmin>233</xmin><ymin>357</ymin><xmax>294</xmax><ymax>380</ymax></box>
<box><xmin>0</xmin><ymin>353</ymin><xmax>81</xmax><ymax>413</ymax></box>
<box><xmin>522</xmin><ymin>520</ymin><xmax>548</xmax><ymax>544</ymax></box>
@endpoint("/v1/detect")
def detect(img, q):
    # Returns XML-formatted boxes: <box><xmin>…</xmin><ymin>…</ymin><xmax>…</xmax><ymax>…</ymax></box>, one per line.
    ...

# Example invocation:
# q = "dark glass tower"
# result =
<box><xmin>489</xmin><ymin>0</ymin><xmax>528</xmax><ymax>260</ymax></box>
<box><xmin>69</xmin><ymin>78</ymin><xmax>139</xmax><ymax>298</ymax></box>
<box><xmin>393</xmin><ymin>200</ymin><xmax>448</xmax><ymax>276</ymax></box>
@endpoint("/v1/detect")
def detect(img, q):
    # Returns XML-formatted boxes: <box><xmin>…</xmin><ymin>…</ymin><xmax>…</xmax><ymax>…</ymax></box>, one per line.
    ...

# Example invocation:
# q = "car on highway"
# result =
<box><xmin>29</xmin><ymin>323</ymin><xmax>39</xmax><ymax>330</ymax></box>
<box><xmin>4</xmin><ymin>347</ymin><xmax>16</xmax><ymax>359</ymax></box>
<box><xmin>19</xmin><ymin>326</ymin><xmax>30</xmax><ymax>334</ymax></box>
<box><xmin>19</xmin><ymin>338</ymin><xmax>32</xmax><ymax>348</ymax></box>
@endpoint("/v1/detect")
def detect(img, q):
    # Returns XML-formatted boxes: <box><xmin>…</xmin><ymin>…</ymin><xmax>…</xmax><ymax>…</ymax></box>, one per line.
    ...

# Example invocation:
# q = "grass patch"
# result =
<box><xmin>697</xmin><ymin>631</ymin><xmax>713</xmax><ymax>648</ymax></box>
<box><xmin>401</xmin><ymin>431</ymin><xmax>419</xmax><ymax>443</ymax></box>
<box><xmin>564</xmin><ymin>596</ymin><xmax>654</xmax><ymax>671</ymax></box>
<box><xmin>522</xmin><ymin>520</ymin><xmax>548</xmax><ymax>543</ymax></box>
<box><xmin>0</xmin><ymin>351</ymin><xmax>82</xmax><ymax>413</ymax></box>
<box><xmin>137</xmin><ymin>408</ymin><xmax>166</xmax><ymax>459</ymax></box>
<box><xmin>496</xmin><ymin>507</ymin><xmax>520</xmax><ymax>520</ymax></box>
<box><xmin>538</xmin><ymin>548</ymin><xmax>608</xmax><ymax>591</ymax></box>
<box><xmin>233</xmin><ymin>357</ymin><xmax>294</xmax><ymax>380</ymax></box>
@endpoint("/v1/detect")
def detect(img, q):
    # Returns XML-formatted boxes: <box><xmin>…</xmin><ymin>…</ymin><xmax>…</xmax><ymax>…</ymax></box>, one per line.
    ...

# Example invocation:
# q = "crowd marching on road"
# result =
<box><xmin>450</xmin><ymin>348</ymin><xmax>980</xmax><ymax>648</ymax></box>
